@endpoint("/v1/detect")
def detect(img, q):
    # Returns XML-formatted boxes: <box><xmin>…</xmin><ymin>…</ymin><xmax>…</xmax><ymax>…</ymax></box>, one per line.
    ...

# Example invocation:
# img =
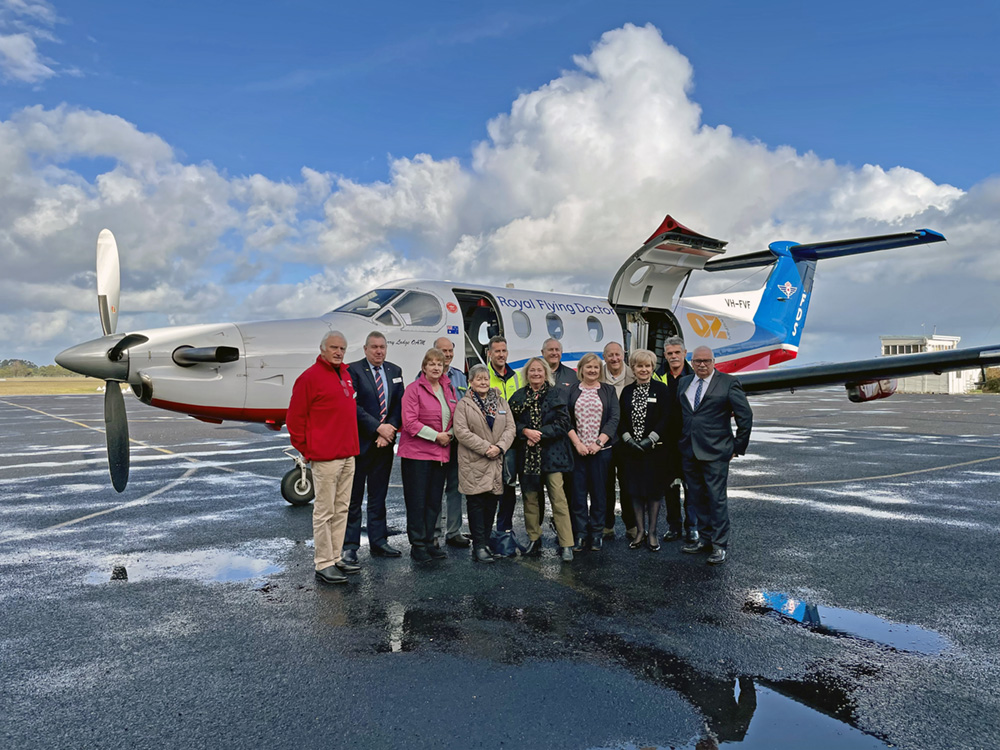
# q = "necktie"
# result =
<box><xmin>374</xmin><ymin>366</ymin><xmax>387</xmax><ymax>420</ymax></box>
<box><xmin>694</xmin><ymin>378</ymin><xmax>704</xmax><ymax>409</ymax></box>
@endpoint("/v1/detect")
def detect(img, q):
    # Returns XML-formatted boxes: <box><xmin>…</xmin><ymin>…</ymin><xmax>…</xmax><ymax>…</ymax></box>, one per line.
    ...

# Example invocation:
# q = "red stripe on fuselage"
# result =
<box><xmin>716</xmin><ymin>347</ymin><xmax>798</xmax><ymax>374</ymax></box>
<box><xmin>150</xmin><ymin>398</ymin><xmax>287</xmax><ymax>426</ymax></box>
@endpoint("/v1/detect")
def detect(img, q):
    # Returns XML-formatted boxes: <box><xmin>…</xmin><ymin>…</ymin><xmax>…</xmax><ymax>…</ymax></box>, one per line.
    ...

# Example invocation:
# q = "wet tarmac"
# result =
<box><xmin>1</xmin><ymin>391</ymin><xmax>999</xmax><ymax>749</ymax></box>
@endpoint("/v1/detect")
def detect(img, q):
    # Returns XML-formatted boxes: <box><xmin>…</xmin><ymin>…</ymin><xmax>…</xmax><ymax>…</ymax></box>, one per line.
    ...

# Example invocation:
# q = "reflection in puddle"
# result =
<box><xmin>747</xmin><ymin>591</ymin><xmax>949</xmax><ymax>655</ymax></box>
<box><xmin>85</xmin><ymin>544</ymin><xmax>285</xmax><ymax>584</ymax></box>
<box><xmin>359</xmin><ymin>597</ymin><xmax>891</xmax><ymax>748</ymax></box>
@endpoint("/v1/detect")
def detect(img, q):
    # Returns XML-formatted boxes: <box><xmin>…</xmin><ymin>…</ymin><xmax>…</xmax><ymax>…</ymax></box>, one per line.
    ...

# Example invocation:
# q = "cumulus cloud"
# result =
<box><xmin>0</xmin><ymin>0</ymin><xmax>63</xmax><ymax>84</ymax></box>
<box><xmin>2</xmin><ymin>22</ymin><xmax>999</xmax><ymax>365</ymax></box>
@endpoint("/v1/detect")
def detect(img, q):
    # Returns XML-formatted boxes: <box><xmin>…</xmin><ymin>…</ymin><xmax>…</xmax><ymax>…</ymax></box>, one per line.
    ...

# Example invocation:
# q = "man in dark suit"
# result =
<box><xmin>344</xmin><ymin>331</ymin><xmax>404</xmax><ymax>562</ymax></box>
<box><xmin>677</xmin><ymin>346</ymin><xmax>752</xmax><ymax>565</ymax></box>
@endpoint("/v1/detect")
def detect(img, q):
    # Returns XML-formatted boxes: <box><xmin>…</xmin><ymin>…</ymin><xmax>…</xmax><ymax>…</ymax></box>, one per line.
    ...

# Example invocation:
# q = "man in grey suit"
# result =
<box><xmin>678</xmin><ymin>346</ymin><xmax>753</xmax><ymax>565</ymax></box>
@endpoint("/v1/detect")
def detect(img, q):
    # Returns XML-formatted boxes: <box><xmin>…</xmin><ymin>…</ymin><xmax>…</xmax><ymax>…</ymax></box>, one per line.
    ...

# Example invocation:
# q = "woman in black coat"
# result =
<box><xmin>567</xmin><ymin>352</ymin><xmax>620</xmax><ymax>552</ymax></box>
<box><xmin>509</xmin><ymin>357</ymin><xmax>576</xmax><ymax>561</ymax></box>
<box><xmin>618</xmin><ymin>349</ymin><xmax>675</xmax><ymax>550</ymax></box>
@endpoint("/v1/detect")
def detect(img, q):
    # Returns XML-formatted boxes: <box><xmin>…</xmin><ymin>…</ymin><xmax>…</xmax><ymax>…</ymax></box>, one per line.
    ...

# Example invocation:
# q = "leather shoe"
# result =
<box><xmin>681</xmin><ymin>540</ymin><xmax>709</xmax><ymax>554</ymax></box>
<box><xmin>473</xmin><ymin>547</ymin><xmax>494</xmax><ymax>563</ymax></box>
<box><xmin>707</xmin><ymin>546</ymin><xmax>727</xmax><ymax>565</ymax></box>
<box><xmin>446</xmin><ymin>535</ymin><xmax>471</xmax><ymax>548</ymax></box>
<box><xmin>410</xmin><ymin>547</ymin><xmax>432</xmax><ymax>563</ymax></box>
<box><xmin>560</xmin><ymin>547</ymin><xmax>574</xmax><ymax>562</ymax></box>
<box><xmin>686</xmin><ymin>530</ymin><xmax>700</xmax><ymax>544</ymax></box>
<box><xmin>335</xmin><ymin>559</ymin><xmax>361</xmax><ymax>574</ymax></box>
<box><xmin>590</xmin><ymin>534</ymin><xmax>603</xmax><ymax>551</ymax></box>
<box><xmin>661</xmin><ymin>529</ymin><xmax>683</xmax><ymax>543</ymax></box>
<box><xmin>315</xmin><ymin>565</ymin><xmax>348</xmax><ymax>585</ymax></box>
<box><xmin>524</xmin><ymin>538</ymin><xmax>543</xmax><ymax>557</ymax></box>
<box><xmin>427</xmin><ymin>545</ymin><xmax>447</xmax><ymax>559</ymax></box>
<box><xmin>340</xmin><ymin>549</ymin><xmax>359</xmax><ymax>564</ymax></box>
<box><xmin>370</xmin><ymin>542</ymin><xmax>402</xmax><ymax>557</ymax></box>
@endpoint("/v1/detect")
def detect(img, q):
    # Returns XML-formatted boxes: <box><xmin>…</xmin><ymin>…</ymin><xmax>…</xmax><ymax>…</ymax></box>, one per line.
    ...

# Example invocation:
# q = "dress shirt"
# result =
<box><xmin>685</xmin><ymin>369</ymin><xmax>715</xmax><ymax>408</ymax></box>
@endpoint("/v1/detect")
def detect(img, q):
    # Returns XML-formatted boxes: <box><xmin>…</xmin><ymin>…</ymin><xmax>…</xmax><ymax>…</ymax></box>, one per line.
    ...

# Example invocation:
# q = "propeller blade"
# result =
<box><xmin>97</xmin><ymin>229</ymin><xmax>121</xmax><ymax>336</ymax></box>
<box><xmin>104</xmin><ymin>382</ymin><xmax>130</xmax><ymax>492</ymax></box>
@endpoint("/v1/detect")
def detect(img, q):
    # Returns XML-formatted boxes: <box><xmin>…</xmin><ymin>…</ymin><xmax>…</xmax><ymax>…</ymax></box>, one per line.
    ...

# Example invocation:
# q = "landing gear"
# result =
<box><xmin>281</xmin><ymin>450</ymin><xmax>314</xmax><ymax>506</ymax></box>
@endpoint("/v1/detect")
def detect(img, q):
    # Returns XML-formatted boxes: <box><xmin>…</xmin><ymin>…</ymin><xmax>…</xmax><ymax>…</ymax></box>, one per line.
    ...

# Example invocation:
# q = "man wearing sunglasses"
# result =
<box><xmin>677</xmin><ymin>346</ymin><xmax>753</xmax><ymax>565</ymax></box>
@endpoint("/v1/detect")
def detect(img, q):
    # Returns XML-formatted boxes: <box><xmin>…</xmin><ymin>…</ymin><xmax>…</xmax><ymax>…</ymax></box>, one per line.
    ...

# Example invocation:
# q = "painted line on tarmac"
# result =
<box><xmin>734</xmin><ymin>453</ymin><xmax>1000</xmax><ymax>490</ymax></box>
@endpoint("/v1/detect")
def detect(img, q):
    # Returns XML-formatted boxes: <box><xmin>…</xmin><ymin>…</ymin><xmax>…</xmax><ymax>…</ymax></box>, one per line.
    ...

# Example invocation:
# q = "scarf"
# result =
<box><xmin>514</xmin><ymin>383</ymin><xmax>549</xmax><ymax>476</ymax></box>
<box><xmin>472</xmin><ymin>387</ymin><xmax>500</xmax><ymax>429</ymax></box>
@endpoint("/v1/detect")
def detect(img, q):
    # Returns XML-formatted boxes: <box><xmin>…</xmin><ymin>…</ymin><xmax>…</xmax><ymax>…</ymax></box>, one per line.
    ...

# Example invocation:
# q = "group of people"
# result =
<box><xmin>286</xmin><ymin>329</ymin><xmax>752</xmax><ymax>585</ymax></box>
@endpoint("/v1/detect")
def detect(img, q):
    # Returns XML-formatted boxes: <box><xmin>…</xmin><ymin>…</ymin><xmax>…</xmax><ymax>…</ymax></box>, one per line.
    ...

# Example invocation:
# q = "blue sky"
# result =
<box><xmin>2</xmin><ymin>0</ymin><xmax>999</xmax><ymax>365</ymax></box>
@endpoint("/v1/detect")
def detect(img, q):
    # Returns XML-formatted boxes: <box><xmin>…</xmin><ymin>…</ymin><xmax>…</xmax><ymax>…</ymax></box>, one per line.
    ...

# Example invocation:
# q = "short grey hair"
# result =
<box><xmin>320</xmin><ymin>330</ymin><xmax>347</xmax><ymax>350</ymax></box>
<box><xmin>468</xmin><ymin>363</ymin><xmax>490</xmax><ymax>384</ymax></box>
<box><xmin>603</xmin><ymin>341</ymin><xmax>624</xmax><ymax>356</ymax></box>
<box><xmin>365</xmin><ymin>331</ymin><xmax>387</xmax><ymax>346</ymax></box>
<box><xmin>629</xmin><ymin>348</ymin><xmax>657</xmax><ymax>370</ymax></box>
<box><xmin>541</xmin><ymin>337</ymin><xmax>562</xmax><ymax>352</ymax></box>
<box><xmin>664</xmin><ymin>335</ymin><xmax>686</xmax><ymax>351</ymax></box>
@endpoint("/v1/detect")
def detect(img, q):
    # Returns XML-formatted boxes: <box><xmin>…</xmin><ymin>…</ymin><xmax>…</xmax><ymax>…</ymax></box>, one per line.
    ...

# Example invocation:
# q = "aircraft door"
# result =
<box><xmin>453</xmin><ymin>290</ymin><xmax>502</xmax><ymax>371</ymax></box>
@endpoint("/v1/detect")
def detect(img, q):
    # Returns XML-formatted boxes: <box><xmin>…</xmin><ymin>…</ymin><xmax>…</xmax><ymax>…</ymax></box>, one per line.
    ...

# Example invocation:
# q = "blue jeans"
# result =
<box><xmin>571</xmin><ymin>448</ymin><xmax>612</xmax><ymax>537</ymax></box>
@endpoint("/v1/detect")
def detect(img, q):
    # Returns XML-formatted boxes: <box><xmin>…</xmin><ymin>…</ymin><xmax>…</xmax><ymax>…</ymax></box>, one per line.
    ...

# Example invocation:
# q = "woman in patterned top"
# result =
<box><xmin>509</xmin><ymin>358</ymin><xmax>576</xmax><ymax>561</ymax></box>
<box><xmin>567</xmin><ymin>352</ymin><xmax>620</xmax><ymax>552</ymax></box>
<box><xmin>618</xmin><ymin>349</ymin><xmax>674</xmax><ymax>550</ymax></box>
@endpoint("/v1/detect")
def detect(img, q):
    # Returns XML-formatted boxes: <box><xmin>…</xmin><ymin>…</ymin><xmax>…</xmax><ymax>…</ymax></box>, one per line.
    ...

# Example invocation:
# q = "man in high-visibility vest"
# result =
<box><xmin>486</xmin><ymin>335</ymin><xmax>520</xmax><ymax>533</ymax></box>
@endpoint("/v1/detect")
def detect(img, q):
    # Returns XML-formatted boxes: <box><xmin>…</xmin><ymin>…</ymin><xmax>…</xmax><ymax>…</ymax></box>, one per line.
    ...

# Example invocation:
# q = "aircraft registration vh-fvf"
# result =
<box><xmin>56</xmin><ymin>215</ymin><xmax>1000</xmax><ymax>502</ymax></box>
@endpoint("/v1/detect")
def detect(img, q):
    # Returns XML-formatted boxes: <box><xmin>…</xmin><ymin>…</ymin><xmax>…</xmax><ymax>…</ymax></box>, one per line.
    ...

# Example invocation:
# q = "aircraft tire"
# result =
<box><xmin>281</xmin><ymin>467</ymin><xmax>315</xmax><ymax>506</ymax></box>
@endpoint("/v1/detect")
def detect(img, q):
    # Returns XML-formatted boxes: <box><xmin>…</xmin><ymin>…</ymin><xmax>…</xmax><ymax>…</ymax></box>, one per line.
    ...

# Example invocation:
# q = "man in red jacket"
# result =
<box><xmin>287</xmin><ymin>331</ymin><xmax>361</xmax><ymax>585</ymax></box>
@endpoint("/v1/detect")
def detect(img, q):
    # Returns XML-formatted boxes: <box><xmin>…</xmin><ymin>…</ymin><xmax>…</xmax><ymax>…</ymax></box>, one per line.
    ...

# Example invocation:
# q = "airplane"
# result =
<box><xmin>55</xmin><ymin>215</ymin><xmax>1000</xmax><ymax>502</ymax></box>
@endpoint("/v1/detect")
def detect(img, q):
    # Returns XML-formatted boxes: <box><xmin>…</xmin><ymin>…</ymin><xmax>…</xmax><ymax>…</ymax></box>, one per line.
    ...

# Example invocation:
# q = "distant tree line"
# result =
<box><xmin>0</xmin><ymin>359</ymin><xmax>80</xmax><ymax>378</ymax></box>
<box><xmin>983</xmin><ymin>367</ymin><xmax>1000</xmax><ymax>394</ymax></box>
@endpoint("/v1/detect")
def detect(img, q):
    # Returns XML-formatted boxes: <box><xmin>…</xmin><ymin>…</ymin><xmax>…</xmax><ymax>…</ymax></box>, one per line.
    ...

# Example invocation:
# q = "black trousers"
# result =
<box><xmin>345</xmin><ymin>443</ymin><xmax>394</xmax><ymax>548</ymax></box>
<box><xmin>400</xmin><ymin>458</ymin><xmax>446</xmax><ymax>549</ymax></box>
<box><xmin>572</xmin><ymin>448</ymin><xmax>612</xmax><ymax>537</ymax></box>
<box><xmin>467</xmin><ymin>492</ymin><xmax>500</xmax><ymax>550</ymax></box>
<box><xmin>681</xmin><ymin>453</ymin><xmax>731</xmax><ymax>548</ymax></box>
<box><xmin>495</xmin><ymin>484</ymin><xmax>517</xmax><ymax>532</ymax></box>
<box><xmin>605</xmin><ymin>444</ymin><xmax>636</xmax><ymax>531</ymax></box>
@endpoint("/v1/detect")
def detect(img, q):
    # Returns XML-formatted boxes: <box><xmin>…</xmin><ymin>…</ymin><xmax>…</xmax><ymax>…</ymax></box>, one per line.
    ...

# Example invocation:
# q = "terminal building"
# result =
<box><xmin>879</xmin><ymin>334</ymin><xmax>978</xmax><ymax>394</ymax></box>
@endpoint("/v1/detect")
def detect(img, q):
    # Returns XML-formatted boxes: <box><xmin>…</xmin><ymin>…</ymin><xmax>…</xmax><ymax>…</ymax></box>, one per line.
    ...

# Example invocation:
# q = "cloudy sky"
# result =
<box><xmin>2</xmin><ymin>0</ymin><xmax>999</xmax><ymax>366</ymax></box>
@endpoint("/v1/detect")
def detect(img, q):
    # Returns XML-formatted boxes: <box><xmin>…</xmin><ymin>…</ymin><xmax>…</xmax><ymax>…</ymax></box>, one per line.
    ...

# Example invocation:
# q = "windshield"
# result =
<box><xmin>332</xmin><ymin>288</ymin><xmax>403</xmax><ymax>317</ymax></box>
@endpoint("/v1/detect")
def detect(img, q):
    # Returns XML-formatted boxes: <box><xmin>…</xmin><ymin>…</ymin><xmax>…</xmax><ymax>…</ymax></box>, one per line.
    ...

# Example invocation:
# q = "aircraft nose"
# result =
<box><xmin>56</xmin><ymin>336</ymin><xmax>130</xmax><ymax>381</ymax></box>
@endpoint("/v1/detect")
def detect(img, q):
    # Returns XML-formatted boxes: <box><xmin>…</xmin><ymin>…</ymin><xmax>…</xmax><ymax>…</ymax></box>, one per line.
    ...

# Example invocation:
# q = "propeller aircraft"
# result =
<box><xmin>56</xmin><ymin>216</ymin><xmax>1000</xmax><ymax>501</ymax></box>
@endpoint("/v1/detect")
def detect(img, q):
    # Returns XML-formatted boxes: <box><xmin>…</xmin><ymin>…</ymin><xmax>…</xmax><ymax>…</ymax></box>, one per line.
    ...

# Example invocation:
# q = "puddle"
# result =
<box><xmin>85</xmin><ymin>544</ymin><xmax>286</xmax><ymax>584</ymax></box>
<box><xmin>747</xmin><ymin>591</ymin><xmax>949</xmax><ymax>655</ymax></box>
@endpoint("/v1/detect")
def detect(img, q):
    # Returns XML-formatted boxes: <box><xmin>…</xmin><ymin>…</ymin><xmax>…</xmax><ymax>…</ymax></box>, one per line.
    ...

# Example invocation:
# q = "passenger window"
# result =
<box><xmin>545</xmin><ymin>312</ymin><xmax>563</xmax><ymax>340</ymax></box>
<box><xmin>393</xmin><ymin>292</ymin><xmax>442</xmax><ymax>327</ymax></box>
<box><xmin>512</xmin><ymin>311</ymin><xmax>531</xmax><ymax>338</ymax></box>
<box><xmin>376</xmin><ymin>310</ymin><xmax>400</xmax><ymax>327</ymax></box>
<box><xmin>587</xmin><ymin>316</ymin><xmax>604</xmax><ymax>342</ymax></box>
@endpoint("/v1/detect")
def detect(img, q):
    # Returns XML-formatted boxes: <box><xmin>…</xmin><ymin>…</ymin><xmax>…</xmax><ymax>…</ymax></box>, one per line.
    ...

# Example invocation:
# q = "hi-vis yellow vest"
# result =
<box><xmin>488</xmin><ymin>363</ymin><xmax>521</xmax><ymax>400</ymax></box>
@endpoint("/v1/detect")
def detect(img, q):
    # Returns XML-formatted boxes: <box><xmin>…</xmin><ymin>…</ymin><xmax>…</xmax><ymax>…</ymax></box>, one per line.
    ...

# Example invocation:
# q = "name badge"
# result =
<box><xmin>647</xmin><ymin>397</ymin><xmax>657</xmax><ymax>403</ymax></box>
<box><xmin>498</xmin><ymin>409</ymin><xmax>507</xmax><ymax>414</ymax></box>
<box><xmin>392</xmin><ymin>377</ymin><xmax>403</xmax><ymax>383</ymax></box>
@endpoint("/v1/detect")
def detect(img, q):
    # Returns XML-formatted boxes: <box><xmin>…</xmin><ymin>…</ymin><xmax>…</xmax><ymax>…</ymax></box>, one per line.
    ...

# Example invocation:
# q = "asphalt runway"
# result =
<box><xmin>1</xmin><ymin>391</ymin><xmax>999</xmax><ymax>749</ymax></box>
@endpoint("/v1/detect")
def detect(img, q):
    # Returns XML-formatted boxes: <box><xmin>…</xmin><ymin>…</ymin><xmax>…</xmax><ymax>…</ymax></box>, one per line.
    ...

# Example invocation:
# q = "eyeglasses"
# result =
<box><xmin>692</xmin><ymin>359</ymin><xmax>714</xmax><ymax>365</ymax></box>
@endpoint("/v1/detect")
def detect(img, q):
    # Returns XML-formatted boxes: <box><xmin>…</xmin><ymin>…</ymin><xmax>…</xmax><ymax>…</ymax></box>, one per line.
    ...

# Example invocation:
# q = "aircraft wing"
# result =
<box><xmin>736</xmin><ymin>345</ymin><xmax>1000</xmax><ymax>395</ymax></box>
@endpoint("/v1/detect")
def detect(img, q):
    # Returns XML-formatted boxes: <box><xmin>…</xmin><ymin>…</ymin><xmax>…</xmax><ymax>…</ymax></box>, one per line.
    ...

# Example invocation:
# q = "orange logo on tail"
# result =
<box><xmin>687</xmin><ymin>313</ymin><xmax>729</xmax><ymax>340</ymax></box>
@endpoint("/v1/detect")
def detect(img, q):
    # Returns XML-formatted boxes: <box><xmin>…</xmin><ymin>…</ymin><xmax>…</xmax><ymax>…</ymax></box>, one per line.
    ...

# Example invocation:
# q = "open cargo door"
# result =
<box><xmin>607</xmin><ymin>215</ymin><xmax>728</xmax><ymax>312</ymax></box>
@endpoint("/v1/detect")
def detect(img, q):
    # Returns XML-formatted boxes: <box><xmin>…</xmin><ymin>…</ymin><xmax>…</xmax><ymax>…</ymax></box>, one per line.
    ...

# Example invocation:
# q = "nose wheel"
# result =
<box><xmin>281</xmin><ymin>450</ymin><xmax>314</xmax><ymax>506</ymax></box>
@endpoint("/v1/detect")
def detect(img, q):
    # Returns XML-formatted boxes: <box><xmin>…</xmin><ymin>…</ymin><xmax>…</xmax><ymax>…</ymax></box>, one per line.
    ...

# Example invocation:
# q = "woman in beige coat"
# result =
<box><xmin>454</xmin><ymin>364</ymin><xmax>516</xmax><ymax>563</ymax></box>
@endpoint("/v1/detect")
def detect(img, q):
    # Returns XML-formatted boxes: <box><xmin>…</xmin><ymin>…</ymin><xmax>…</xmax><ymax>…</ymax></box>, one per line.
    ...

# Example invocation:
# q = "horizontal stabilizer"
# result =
<box><xmin>704</xmin><ymin>229</ymin><xmax>946</xmax><ymax>273</ymax></box>
<box><xmin>737</xmin><ymin>345</ymin><xmax>1000</xmax><ymax>395</ymax></box>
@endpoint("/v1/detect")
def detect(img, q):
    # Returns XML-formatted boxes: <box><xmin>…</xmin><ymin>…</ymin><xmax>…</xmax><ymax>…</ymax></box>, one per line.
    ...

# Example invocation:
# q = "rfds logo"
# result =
<box><xmin>687</xmin><ymin>313</ymin><xmax>729</xmax><ymax>340</ymax></box>
<box><xmin>777</xmin><ymin>282</ymin><xmax>797</xmax><ymax>298</ymax></box>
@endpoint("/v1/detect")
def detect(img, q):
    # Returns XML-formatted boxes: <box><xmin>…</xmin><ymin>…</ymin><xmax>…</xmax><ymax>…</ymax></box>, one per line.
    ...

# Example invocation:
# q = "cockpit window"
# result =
<box><xmin>393</xmin><ymin>291</ymin><xmax>442</xmax><ymax>327</ymax></box>
<box><xmin>333</xmin><ymin>288</ymin><xmax>403</xmax><ymax>317</ymax></box>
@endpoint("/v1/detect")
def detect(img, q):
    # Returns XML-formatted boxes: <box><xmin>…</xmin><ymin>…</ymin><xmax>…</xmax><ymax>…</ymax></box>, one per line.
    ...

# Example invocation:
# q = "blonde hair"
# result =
<box><xmin>575</xmin><ymin>353</ymin><xmax>602</xmax><ymax>381</ymax></box>
<box><xmin>629</xmin><ymin>349</ymin><xmax>657</xmax><ymax>370</ymax></box>
<box><xmin>421</xmin><ymin>347</ymin><xmax>446</xmax><ymax>371</ymax></box>
<box><xmin>521</xmin><ymin>357</ymin><xmax>554</xmax><ymax>386</ymax></box>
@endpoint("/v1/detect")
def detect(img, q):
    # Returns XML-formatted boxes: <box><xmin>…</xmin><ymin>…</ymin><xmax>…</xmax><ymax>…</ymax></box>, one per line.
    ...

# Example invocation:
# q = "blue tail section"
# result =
<box><xmin>752</xmin><ymin>242</ymin><xmax>817</xmax><ymax>352</ymax></box>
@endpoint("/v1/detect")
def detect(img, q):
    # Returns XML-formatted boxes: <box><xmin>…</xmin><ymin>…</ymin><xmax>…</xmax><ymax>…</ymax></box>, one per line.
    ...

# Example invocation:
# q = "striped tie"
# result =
<box><xmin>374</xmin><ymin>366</ymin><xmax>387</xmax><ymax>420</ymax></box>
<box><xmin>693</xmin><ymin>378</ymin><xmax>704</xmax><ymax>409</ymax></box>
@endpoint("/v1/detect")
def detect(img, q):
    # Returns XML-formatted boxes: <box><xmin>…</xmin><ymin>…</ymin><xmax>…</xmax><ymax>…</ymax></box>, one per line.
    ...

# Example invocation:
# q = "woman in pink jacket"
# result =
<box><xmin>399</xmin><ymin>347</ymin><xmax>459</xmax><ymax>563</ymax></box>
